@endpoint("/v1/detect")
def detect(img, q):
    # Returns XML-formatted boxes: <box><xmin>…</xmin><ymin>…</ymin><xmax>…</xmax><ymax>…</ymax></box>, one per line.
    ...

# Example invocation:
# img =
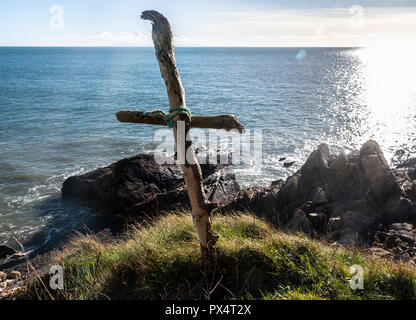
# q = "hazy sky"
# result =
<box><xmin>1</xmin><ymin>0</ymin><xmax>416</xmax><ymax>46</ymax></box>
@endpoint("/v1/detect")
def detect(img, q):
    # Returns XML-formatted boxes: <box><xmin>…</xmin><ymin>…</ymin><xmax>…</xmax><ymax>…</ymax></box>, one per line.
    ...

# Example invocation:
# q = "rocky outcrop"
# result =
<box><xmin>285</xmin><ymin>208</ymin><xmax>312</xmax><ymax>234</ymax></box>
<box><xmin>222</xmin><ymin>140</ymin><xmax>416</xmax><ymax>248</ymax></box>
<box><xmin>220</xmin><ymin>183</ymin><xmax>283</xmax><ymax>225</ymax></box>
<box><xmin>312</xmin><ymin>141</ymin><xmax>413</xmax><ymax>242</ymax></box>
<box><xmin>373</xmin><ymin>223</ymin><xmax>415</xmax><ymax>263</ymax></box>
<box><xmin>62</xmin><ymin>140</ymin><xmax>416</xmax><ymax>260</ymax></box>
<box><xmin>392</xmin><ymin>158</ymin><xmax>416</xmax><ymax>202</ymax></box>
<box><xmin>0</xmin><ymin>245</ymin><xmax>16</xmax><ymax>260</ymax></box>
<box><xmin>62</xmin><ymin>154</ymin><xmax>240</xmax><ymax>216</ymax></box>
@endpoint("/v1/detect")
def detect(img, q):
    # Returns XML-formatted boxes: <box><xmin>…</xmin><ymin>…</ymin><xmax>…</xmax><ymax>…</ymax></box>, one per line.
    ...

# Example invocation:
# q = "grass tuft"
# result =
<box><xmin>17</xmin><ymin>212</ymin><xmax>416</xmax><ymax>300</ymax></box>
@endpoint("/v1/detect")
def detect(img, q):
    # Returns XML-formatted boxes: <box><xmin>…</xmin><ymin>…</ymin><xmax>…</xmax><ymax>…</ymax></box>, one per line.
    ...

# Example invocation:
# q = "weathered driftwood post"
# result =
<box><xmin>117</xmin><ymin>10</ymin><xmax>244</xmax><ymax>275</ymax></box>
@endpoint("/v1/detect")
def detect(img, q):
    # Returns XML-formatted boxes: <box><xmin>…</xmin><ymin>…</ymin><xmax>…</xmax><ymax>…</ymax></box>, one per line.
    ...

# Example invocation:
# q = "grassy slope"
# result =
<box><xmin>20</xmin><ymin>212</ymin><xmax>416</xmax><ymax>300</ymax></box>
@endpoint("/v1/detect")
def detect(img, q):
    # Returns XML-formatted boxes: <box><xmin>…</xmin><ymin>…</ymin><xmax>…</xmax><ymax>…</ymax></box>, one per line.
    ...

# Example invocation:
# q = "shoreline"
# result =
<box><xmin>3</xmin><ymin>139</ymin><xmax>416</xmax><ymax>260</ymax></box>
<box><xmin>1</xmin><ymin>139</ymin><xmax>416</xmax><ymax>297</ymax></box>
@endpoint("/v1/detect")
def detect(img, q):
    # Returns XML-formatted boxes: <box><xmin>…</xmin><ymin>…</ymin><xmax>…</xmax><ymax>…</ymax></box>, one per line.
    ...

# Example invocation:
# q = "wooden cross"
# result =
<box><xmin>117</xmin><ymin>10</ymin><xmax>244</xmax><ymax>275</ymax></box>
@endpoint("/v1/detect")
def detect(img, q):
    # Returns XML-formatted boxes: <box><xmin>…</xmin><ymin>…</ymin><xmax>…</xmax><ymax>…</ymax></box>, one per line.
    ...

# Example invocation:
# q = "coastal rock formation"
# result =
<box><xmin>221</xmin><ymin>140</ymin><xmax>416</xmax><ymax>247</ymax></box>
<box><xmin>0</xmin><ymin>245</ymin><xmax>16</xmax><ymax>260</ymax></box>
<box><xmin>392</xmin><ymin>158</ymin><xmax>416</xmax><ymax>202</ymax></box>
<box><xmin>62</xmin><ymin>153</ymin><xmax>240</xmax><ymax>216</ymax></box>
<box><xmin>372</xmin><ymin>222</ymin><xmax>416</xmax><ymax>263</ymax></box>
<box><xmin>62</xmin><ymin>140</ymin><xmax>416</xmax><ymax>258</ymax></box>
<box><xmin>219</xmin><ymin>183</ymin><xmax>283</xmax><ymax>224</ymax></box>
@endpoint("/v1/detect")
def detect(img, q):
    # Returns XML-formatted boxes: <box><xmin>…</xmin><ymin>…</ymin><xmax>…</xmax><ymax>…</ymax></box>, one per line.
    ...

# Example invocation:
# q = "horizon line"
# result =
<box><xmin>0</xmin><ymin>45</ymin><xmax>364</xmax><ymax>48</ymax></box>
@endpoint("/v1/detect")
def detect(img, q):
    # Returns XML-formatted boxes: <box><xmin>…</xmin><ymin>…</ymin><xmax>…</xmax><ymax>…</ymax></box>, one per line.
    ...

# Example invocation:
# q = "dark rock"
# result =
<box><xmin>62</xmin><ymin>153</ymin><xmax>239</xmax><ymax>216</ymax></box>
<box><xmin>299</xmin><ymin>201</ymin><xmax>314</xmax><ymax>214</ymax></box>
<box><xmin>131</xmin><ymin>170</ymin><xmax>241</xmax><ymax>216</ymax></box>
<box><xmin>279</xmin><ymin>157</ymin><xmax>287</xmax><ymax>162</ymax></box>
<box><xmin>204</xmin><ymin>171</ymin><xmax>241</xmax><ymax>204</ymax></box>
<box><xmin>392</xmin><ymin>159</ymin><xmax>416</xmax><ymax>200</ymax></box>
<box><xmin>397</xmin><ymin>157</ymin><xmax>416</xmax><ymax>169</ymax></box>
<box><xmin>221</xmin><ymin>184</ymin><xmax>283</xmax><ymax>225</ymax></box>
<box><xmin>62</xmin><ymin>154</ymin><xmax>183</xmax><ymax>214</ymax></box>
<box><xmin>311</xmin><ymin>187</ymin><xmax>328</xmax><ymax>205</ymax></box>
<box><xmin>327</xmin><ymin>216</ymin><xmax>341</xmax><ymax>232</ymax></box>
<box><xmin>326</xmin><ymin>151</ymin><xmax>364</xmax><ymax>200</ymax></box>
<box><xmin>286</xmin><ymin>209</ymin><xmax>312</xmax><ymax>234</ymax></box>
<box><xmin>271</xmin><ymin>179</ymin><xmax>284</xmax><ymax>187</ymax></box>
<box><xmin>280</xmin><ymin>175</ymin><xmax>299</xmax><ymax>203</ymax></box>
<box><xmin>333</xmin><ymin>200</ymin><xmax>382</xmax><ymax>244</ymax></box>
<box><xmin>0</xmin><ymin>245</ymin><xmax>16</xmax><ymax>259</ymax></box>
<box><xmin>383</xmin><ymin>196</ymin><xmax>415</xmax><ymax>224</ymax></box>
<box><xmin>296</xmin><ymin>144</ymin><xmax>341</xmax><ymax>202</ymax></box>
<box><xmin>283</xmin><ymin>140</ymin><xmax>415</xmax><ymax>244</ymax></box>
<box><xmin>412</xmin><ymin>182</ymin><xmax>416</xmax><ymax>199</ymax></box>
<box><xmin>391</xmin><ymin>149</ymin><xmax>408</xmax><ymax>166</ymax></box>
<box><xmin>283</xmin><ymin>161</ymin><xmax>295</xmax><ymax>168</ymax></box>
<box><xmin>129</xmin><ymin>186</ymin><xmax>188</xmax><ymax>217</ymax></box>
<box><xmin>307</xmin><ymin>212</ymin><xmax>328</xmax><ymax>234</ymax></box>
<box><xmin>359</xmin><ymin>140</ymin><xmax>401</xmax><ymax>202</ymax></box>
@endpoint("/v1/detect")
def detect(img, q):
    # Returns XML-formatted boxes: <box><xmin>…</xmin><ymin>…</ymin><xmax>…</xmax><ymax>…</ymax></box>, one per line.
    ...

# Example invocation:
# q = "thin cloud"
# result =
<box><xmin>64</xmin><ymin>31</ymin><xmax>152</xmax><ymax>46</ymax></box>
<box><xmin>18</xmin><ymin>6</ymin><xmax>416</xmax><ymax>47</ymax></box>
<box><xmin>185</xmin><ymin>6</ymin><xmax>416</xmax><ymax>46</ymax></box>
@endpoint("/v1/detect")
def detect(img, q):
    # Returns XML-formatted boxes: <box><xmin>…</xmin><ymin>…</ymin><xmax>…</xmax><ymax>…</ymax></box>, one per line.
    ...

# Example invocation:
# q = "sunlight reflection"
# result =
<box><xmin>358</xmin><ymin>46</ymin><xmax>416</xmax><ymax>115</ymax></box>
<box><xmin>348</xmin><ymin>46</ymin><xmax>416</xmax><ymax>160</ymax></box>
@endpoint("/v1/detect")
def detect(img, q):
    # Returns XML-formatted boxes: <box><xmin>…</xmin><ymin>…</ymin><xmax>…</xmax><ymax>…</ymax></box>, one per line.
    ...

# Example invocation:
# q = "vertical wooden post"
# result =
<box><xmin>141</xmin><ymin>10</ymin><xmax>218</xmax><ymax>275</ymax></box>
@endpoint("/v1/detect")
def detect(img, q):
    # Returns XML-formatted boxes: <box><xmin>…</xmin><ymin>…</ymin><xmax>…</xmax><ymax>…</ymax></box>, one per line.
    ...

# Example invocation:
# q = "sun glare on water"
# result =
<box><xmin>349</xmin><ymin>44</ymin><xmax>416</xmax><ymax>159</ymax></box>
<box><xmin>358</xmin><ymin>45</ymin><xmax>416</xmax><ymax>114</ymax></box>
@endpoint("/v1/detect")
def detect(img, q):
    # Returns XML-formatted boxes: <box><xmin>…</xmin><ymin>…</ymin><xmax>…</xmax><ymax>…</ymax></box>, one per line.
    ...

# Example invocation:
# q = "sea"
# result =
<box><xmin>1</xmin><ymin>47</ymin><xmax>415</xmax><ymax>253</ymax></box>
